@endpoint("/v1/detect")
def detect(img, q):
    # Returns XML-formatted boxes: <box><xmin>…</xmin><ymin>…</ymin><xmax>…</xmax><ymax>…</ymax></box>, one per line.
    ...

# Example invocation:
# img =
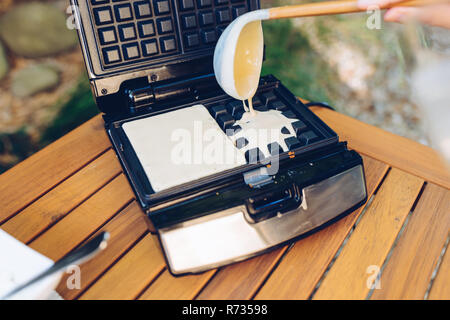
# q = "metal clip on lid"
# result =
<box><xmin>243</xmin><ymin>167</ymin><xmax>273</xmax><ymax>188</ymax></box>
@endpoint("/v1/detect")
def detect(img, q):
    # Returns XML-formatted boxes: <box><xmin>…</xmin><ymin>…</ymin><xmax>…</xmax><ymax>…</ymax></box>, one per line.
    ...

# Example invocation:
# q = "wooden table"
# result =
<box><xmin>0</xmin><ymin>106</ymin><xmax>449</xmax><ymax>300</ymax></box>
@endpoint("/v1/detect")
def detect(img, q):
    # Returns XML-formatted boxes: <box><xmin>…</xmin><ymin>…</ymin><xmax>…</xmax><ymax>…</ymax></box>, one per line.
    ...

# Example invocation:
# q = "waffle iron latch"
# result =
<box><xmin>243</xmin><ymin>167</ymin><xmax>303</xmax><ymax>223</ymax></box>
<box><xmin>243</xmin><ymin>167</ymin><xmax>274</xmax><ymax>188</ymax></box>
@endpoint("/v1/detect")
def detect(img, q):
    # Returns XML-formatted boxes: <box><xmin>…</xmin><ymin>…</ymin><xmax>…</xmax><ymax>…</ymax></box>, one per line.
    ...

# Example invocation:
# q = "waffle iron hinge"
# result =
<box><xmin>126</xmin><ymin>73</ymin><xmax>219</xmax><ymax>112</ymax></box>
<box><xmin>127</xmin><ymin>84</ymin><xmax>156</xmax><ymax>110</ymax></box>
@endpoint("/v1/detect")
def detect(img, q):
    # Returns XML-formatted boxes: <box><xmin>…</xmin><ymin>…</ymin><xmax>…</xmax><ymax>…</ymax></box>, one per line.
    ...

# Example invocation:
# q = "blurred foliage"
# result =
<box><xmin>0</xmin><ymin>129</ymin><xmax>38</xmax><ymax>173</ymax></box>
<box><xmin>39</xmin><ymin>75</ymin><xmax>98</xmax><ymax>146</ymax></box>
<box><xmin>0</xmin><ymin>75</ymin><xmax>98</xmax><ymax>172</ymax></box>
<box><xmin>261</xmin><ymin>19</ymin><xmax>337</xmax><ymax>103</ymax></box>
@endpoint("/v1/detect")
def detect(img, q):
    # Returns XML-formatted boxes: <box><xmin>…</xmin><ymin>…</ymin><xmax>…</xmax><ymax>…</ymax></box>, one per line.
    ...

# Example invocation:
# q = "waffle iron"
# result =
<box><xmin>71</xmin><ymin>0</ymin><xmax>367</xmax><ymax>275</ymax></box>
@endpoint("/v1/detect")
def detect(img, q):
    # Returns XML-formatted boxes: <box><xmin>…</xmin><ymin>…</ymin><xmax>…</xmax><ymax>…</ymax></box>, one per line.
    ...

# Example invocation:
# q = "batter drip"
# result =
<box><xmin>228</xmin><ymin>109</ymin><xmax>297</xmax><ymax>157</ymax></box>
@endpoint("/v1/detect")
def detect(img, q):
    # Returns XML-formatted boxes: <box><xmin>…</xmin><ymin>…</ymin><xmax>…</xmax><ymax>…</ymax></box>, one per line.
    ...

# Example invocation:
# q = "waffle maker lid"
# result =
<box><xmin>73</xmin><ymin>0</ymin><xmax>259</xmax><ymax>107</ymax></box>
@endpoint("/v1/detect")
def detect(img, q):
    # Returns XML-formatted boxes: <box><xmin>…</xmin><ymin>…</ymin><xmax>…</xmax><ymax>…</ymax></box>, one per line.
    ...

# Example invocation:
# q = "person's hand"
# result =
<box><xmin>357</xmin><ymin>0</ymin><xmax>450</xmax><ymax>29</ymax></box>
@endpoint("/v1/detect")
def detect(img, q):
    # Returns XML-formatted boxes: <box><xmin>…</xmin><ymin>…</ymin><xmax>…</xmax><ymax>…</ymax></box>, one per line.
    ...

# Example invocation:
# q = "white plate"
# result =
<box><xmin>0</xmin><ymin>229</ymin><xmax>63</xmax><ymax>300</ymax></box>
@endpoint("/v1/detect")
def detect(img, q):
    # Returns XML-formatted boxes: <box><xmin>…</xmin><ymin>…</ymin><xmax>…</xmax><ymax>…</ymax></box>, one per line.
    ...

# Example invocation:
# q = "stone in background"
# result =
<box><xmin>11</xmin><ymin>64</ymin><xmax>60</xmax><ymax>98</ymax></box>
<box><xmin>0</xmin><ymin>2</ymin><xmax>78</xmax><ymax>58</ymax></box>
<box><xmin>0</xmin><ymin>43</ymin><xmax>8</xmax><ymax>81</ymax></box>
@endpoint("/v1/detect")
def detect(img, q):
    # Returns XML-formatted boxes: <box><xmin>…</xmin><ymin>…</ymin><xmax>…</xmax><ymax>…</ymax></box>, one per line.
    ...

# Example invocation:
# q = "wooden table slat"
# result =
<box><xmin>312</xmin><ymin>168</ymin><xmax>424</xmax><ymax>299</ymax></box>
<box><xmin>79</xmin><ymin>234</ymin><xmax>165</xmax><ymax>300</ymax></box>
<box><xmin>197</xmin><ymin>247</ymin><xmax>288</xmax><ymax>300</ymax></box>
<box><xmin>1</xmin><ymin>150</ymin><xmax>121</xmax><ymax>243</ymax></box>
<box><xmin>428</xmin><ymin>244</ymin><xmax>450</xmax><ymax>300</ymax></box>
<box><xmin>139</xmin><ymin>270</ymin><xmax>216</xmax><ymax>300</ymax></box>
<box><xmin>311</xmin><ymin>107</ymin><xmax>450</xmax><ymax>190</ymax></box>
<box><xmin>28</xmin><ymin>174</ymin><xmax>134</xmax><ymax>261</ymax></box>
<box><xmin>57</xmin><ymin>201</ymin><xmax>149</xmax><ymax>300</ymax></box>
<box><xmin>255</xmin><ymin>156</ymin><xmax>389</xmax><ymax>300</ymax></box>
<box><xmin>371</xmin><ymin>183</ymin><xmax>450</xmax><ymax>299</ymax></box>
<box><xmin>0</xmin><ymin>115</ymin><xmax>109</xmax><ymax>224</ymax></box>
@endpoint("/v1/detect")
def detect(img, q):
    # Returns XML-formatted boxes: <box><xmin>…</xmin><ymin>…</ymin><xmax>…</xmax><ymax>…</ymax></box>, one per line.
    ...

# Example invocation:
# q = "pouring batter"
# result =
<box><xmin>233</xmin><ymin>20</ymin><xmax>264</xmax><ymax>116</ymax></box>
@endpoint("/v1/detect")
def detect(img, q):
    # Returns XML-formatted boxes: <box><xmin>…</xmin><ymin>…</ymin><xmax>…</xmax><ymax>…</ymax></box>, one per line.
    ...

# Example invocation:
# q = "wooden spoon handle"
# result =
<box><xmin>269</xmin><ymin>0</ymin><xmax>448</xmax><ymax>19</ymax></box>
